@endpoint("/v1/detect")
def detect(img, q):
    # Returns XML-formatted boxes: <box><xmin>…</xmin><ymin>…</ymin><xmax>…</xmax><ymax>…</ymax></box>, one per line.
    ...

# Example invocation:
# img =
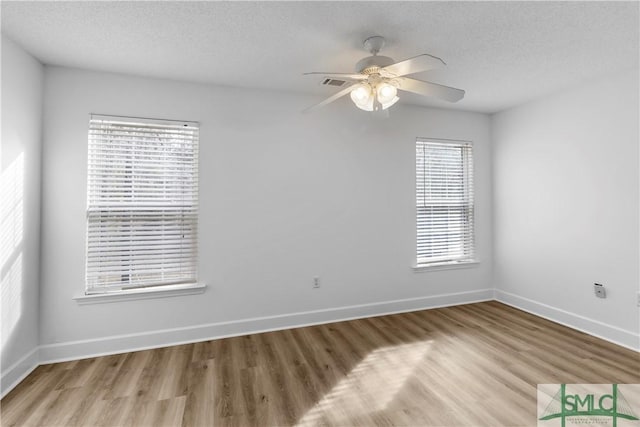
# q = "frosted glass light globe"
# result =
<box><xmin>376</xmin><ymin>83</ymin><xmax>397</xmax><ymax>104</ymax></box>
<box><xmin>350</xmin><ymin>84</ymin><xmax>372</xmax><ymax>104</ymax></box>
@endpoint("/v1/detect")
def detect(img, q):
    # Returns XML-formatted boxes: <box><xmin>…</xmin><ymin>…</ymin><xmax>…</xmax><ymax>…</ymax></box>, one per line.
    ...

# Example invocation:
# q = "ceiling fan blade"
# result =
<box><xmin>380</xmin><ymin>54</ymin><xmax>446</xmax><ymax>77</ymax></box>
<box><xmin>303</xmin><ymin>83</ymin><xmax>357</xmax><ymax>113</ymax></box>
<box><xmin>303</xmin><ymin>72</ymin><xmax>367</xmax><ymax>81</ymax></box>
<box><xmin>396</xmin><ymin>77</ymin><xmax>465</xmax><ymax>102</ymax></box>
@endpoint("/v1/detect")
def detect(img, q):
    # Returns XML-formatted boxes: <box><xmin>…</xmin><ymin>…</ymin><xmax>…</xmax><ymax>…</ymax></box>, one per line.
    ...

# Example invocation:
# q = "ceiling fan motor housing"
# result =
<box><xmin>355</xmin><ymin>55</ymin><xmax>395</xmax><ymax>74</ymax></box>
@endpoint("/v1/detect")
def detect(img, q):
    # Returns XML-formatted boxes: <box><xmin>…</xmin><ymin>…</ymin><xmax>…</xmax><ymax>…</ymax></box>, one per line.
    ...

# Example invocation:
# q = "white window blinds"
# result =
<box><xmin>86</xmin><ymin>116</ymin><xmax>199</xmax><ymax>294</ymax></box>
<box><xmin>416</xmin><ymin>138</ymin><xmax>474</xmax><ymax>266</ymax></box>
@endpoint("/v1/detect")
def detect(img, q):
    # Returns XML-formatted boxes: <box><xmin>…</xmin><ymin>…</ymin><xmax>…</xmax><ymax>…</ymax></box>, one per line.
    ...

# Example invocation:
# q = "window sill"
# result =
<box><xmin>413</xmin><ymin>260</ymin><xmax>479</xmax><ymax>272</ymax></box>
<box><xmin>74</xmin><ymin>283</ymin><xmax>206</xmax><ymax>305</ymax></box>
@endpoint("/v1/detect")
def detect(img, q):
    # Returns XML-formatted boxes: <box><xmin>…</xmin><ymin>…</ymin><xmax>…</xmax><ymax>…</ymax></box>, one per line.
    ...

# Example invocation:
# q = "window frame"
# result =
<box><xmin>83</xmin><ymin>114</ymin><xmax>201</xmax><ymax>297</ymax></box>
<box><xmin>414</xmin><ymin>137</ymin><xmax>477</xmax><ymax>270</ymax></box>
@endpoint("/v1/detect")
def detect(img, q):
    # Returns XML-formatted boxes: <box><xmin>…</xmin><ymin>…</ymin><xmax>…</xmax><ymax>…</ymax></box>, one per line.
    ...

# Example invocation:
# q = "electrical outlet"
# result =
<box><xmin>313</xmin><ymin>277</ymin><xmax>320</xmax><ymax>289</ymax></box>
<box><xmin>594</xmin><ymin>283</ymin><xmax>606</xmax><ymax>299</ymax></box>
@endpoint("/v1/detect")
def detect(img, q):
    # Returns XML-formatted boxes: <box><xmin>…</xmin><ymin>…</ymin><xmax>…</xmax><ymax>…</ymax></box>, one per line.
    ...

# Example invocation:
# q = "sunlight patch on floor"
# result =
<box><xmin>296</xmin><ymin>340</ymin><xmax>432</xmax><ymax>426</ymax></box>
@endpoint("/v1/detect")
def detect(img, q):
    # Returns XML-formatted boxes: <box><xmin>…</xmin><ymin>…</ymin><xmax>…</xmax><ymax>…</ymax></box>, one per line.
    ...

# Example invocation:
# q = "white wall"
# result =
<box><xmin>1</xmin><ymin>35</ymin><xmax>43</xmax><ymax>394</ymax></box>
<box><xmin>38</xmin><ymin>66</ymin><xmax>492</xmax><ymax>360</ymax></box>
<box><xmin>492</xmin><ymin>68</ymin><xmax>640</xmax><ymax>349</ymax></box>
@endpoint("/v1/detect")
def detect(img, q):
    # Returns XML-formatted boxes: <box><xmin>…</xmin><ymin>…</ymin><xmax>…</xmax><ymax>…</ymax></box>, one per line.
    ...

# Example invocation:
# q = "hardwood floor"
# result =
<box><xmin>1</xmin><ymin>301</ymin><xmax>638</xmax><ymax>426</ymax></box>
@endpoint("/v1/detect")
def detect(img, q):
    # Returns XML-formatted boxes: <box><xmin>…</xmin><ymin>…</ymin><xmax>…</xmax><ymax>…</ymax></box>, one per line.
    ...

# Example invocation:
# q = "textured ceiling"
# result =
<box><xmin>2</xmin><ymin>1</ymin><xmax>638</xmax><ymax>113</ymax></box>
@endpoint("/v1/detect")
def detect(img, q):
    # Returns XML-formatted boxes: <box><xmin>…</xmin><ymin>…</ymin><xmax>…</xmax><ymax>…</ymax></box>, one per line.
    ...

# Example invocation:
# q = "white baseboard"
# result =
<box><xmin>1</xmin><ymin>347</ymin><xmax>39</xmax><ymax>399</ymax></box>
<box><xmin>495</xmin><ymin>289</ymin><xmax>640</xmax><ymax>352</ymax></box>
<box><xmin>39</xmin><ymin>288</ymin><xmax>494</xmax><ymax>364</ymax></box>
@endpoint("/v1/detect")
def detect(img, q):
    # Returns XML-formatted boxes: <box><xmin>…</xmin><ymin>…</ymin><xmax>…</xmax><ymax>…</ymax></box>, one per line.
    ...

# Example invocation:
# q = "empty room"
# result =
<box><xmin>1</xmin><ymin>1</ymin><xmax>638</xmax><ymax>426</ymax></box>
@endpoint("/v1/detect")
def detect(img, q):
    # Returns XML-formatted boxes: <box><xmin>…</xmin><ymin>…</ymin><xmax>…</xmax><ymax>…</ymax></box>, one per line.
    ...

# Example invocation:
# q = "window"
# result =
<box><xmin>416</xmin><ymin>138</ymin><xmax>475</xmax><ymax>267</ymax></box>
<box><xmin>85</xmin><ymin>115</ymin><xmax>199</xmax><ymax>294</ymax></box>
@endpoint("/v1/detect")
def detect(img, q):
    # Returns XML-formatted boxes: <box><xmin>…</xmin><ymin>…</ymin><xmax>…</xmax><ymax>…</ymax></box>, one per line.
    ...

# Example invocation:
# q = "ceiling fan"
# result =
<box><xmin>304</xmin><ymin>36</ymin><xmax>465</xmax><ymax>113</ymax></box>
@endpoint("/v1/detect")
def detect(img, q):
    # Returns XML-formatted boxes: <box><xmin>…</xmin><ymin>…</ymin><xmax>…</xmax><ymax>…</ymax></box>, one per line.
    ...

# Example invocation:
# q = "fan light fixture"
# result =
<box><xmin>349</xmin><ymin>82</ymin><xmax>399</xmax><ymax>112</ymax></box>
